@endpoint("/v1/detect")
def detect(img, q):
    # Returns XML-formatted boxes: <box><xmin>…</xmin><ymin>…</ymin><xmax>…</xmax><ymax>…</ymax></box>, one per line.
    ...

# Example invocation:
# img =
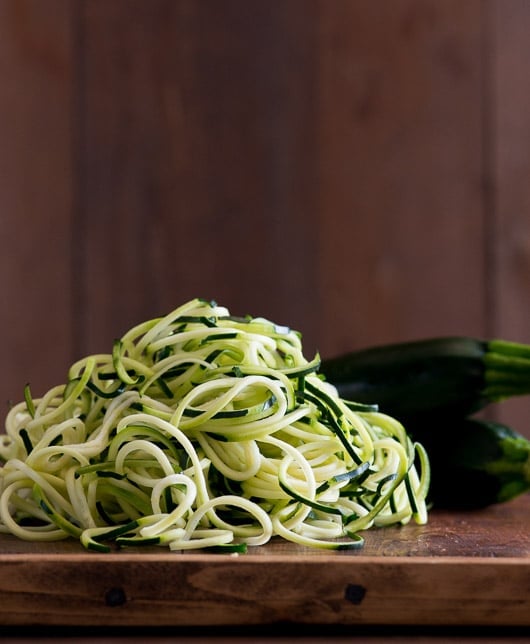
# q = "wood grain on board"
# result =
<box><xmin>1</xmin><ymin>495</ymin><xmax>530</xmax><ymax>627</ymax></box>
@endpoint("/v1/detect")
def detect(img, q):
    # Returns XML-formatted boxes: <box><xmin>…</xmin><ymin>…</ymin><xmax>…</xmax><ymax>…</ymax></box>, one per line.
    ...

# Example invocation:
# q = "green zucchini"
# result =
<box><xmin>407</xmin><ymin>417</ymin><xmax>530</xmax><ymax>509</ymax></box>
<box><xmin>320</xmin><ymin>337</ymin><xmax>530</xmax><ymax>422</ymax></box>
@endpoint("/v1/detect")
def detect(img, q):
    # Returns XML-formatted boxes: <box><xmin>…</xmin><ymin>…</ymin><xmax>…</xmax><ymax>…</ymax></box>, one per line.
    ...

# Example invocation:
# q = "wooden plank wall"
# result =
<box><xmin>1</xmin><ymin>0</ymin><xmax>529</xmax><ymax>434</ymax></box>
<box><xmin>0</xmin><ymin>0</ymin><xmax>74</xmax><ymax>404</ymax></box>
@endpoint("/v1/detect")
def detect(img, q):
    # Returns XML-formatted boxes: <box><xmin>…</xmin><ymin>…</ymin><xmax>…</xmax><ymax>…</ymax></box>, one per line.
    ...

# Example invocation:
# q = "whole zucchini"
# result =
<box><xmin>320</xmin><ymin>337</ymin><xmax>530</xmax><ymax>422</ymax></box>
<box><xmin>407</xmin><ymin>417</ymin><xmax>530</xmax><ymax>509</ymax></box>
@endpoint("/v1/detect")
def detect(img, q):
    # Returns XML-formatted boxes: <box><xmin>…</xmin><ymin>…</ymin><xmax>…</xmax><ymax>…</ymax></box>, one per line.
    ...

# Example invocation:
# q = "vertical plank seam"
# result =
<box><xmin>70</xmin><ymin>0</ymin><xmax>87</xmax><ymax>361</ymax></box>
<box><xmin>481</xmin><ymin>0</ymin><xmax>498</xmax><ymax>340</ymax></box>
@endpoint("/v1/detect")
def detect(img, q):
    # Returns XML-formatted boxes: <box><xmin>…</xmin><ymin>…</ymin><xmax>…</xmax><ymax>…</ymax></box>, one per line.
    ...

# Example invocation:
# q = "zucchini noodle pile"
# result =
<box><xmin>0</xmin><ymin>298</ymin><xmax>429</xmax><ymax>553</ymax></box>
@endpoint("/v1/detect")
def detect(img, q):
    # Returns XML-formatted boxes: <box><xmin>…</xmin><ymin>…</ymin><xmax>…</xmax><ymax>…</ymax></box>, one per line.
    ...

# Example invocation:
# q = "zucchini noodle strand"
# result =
<box><xmin>0</xmin><ymin>298</ymin><xmax>429</xmax><ymax>552</ymax></box>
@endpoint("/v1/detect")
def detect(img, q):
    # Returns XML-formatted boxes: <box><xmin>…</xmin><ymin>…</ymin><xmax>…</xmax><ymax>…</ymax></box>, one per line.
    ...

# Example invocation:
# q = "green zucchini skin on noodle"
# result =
<box><xmin>320</xmin><ymin>337</ymin><xmax>530</xmax><ymax>422</ymax></box>
<box><xmin>408</xmin><ymin>417</ymin><xmax>530</xmax><ymax>509</ymax></box>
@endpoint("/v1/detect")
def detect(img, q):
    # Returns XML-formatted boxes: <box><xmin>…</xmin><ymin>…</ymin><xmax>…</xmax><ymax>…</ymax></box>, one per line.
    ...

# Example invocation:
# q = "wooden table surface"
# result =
<box><xmin>1</xmin><ymin>494</ymin><xmax>530</xmax><ymax>637</ymax></box>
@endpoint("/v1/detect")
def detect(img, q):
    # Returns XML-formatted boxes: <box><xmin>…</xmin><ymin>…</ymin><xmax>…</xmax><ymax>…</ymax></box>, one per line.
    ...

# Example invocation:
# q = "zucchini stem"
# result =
<box><xmin>484</xmin><ymin>340</ymin><xmax>530</xmax><ymax>401</ymax></box>
<box><xmin>488</xmin><ymin>339</ymin><xmax>530</xmax><ymax>360</ymax></box>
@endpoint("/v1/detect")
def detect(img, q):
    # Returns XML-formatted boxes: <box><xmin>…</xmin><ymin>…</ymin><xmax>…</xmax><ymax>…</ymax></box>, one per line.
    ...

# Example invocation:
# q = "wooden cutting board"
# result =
<box><xmin>1</xmin><ymin>494</ymin><xmax>529</xmax><ymax>628</ymax></box>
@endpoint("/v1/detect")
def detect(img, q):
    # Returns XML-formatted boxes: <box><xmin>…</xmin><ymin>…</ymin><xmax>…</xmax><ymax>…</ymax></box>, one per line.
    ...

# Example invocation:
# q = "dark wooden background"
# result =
<box><xmin>1</xmin><ymin>0</ymin><xmax>529</xmax><ymax>434</ymax></box>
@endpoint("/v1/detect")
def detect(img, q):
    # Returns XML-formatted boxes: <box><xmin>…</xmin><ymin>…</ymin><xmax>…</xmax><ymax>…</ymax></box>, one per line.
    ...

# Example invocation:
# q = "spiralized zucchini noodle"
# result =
<box><xmin>0</xmin><ymin>298</ymin><xmax>429</xmax><ymax>553</ymax></box>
